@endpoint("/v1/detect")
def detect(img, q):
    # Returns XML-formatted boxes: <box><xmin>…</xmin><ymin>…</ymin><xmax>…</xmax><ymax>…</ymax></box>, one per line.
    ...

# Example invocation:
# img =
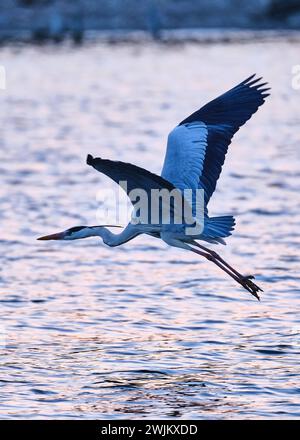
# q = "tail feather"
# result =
<box><xmin>204</xmin><ymin>215</ymin><xmax>236</xmax><ymax>240</ymax></box>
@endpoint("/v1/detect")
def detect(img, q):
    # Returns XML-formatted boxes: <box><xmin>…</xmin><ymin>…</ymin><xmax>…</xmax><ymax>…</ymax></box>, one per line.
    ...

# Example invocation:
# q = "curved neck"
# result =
<box><xmin>88</xmin><ymin>225</ymin><xmax>139</xmax><ymax>247</ymax></box>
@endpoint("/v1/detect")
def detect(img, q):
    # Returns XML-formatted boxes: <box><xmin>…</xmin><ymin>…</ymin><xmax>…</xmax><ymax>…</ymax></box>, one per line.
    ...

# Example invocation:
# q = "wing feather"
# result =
<box><xmin>161</xmin><ymin>75</ymin><xmax>270</xmax><ymax>211</ymax></box>
<box><xmin>179</xmin><ymin>74</ymin><xmax>270</xmax><ymax>205</ymax></box>
<box><xmin>86</xmin><ymin>155</ymin><xmax>194</xmax><ymax>226</ymax></box>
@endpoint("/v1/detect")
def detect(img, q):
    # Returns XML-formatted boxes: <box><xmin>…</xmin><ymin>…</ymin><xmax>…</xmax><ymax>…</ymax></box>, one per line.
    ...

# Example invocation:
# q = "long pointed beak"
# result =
<box><xmin>37</xmin><ymin>232</ymin><xmax>65</xmax><ymax>241</ymax></box>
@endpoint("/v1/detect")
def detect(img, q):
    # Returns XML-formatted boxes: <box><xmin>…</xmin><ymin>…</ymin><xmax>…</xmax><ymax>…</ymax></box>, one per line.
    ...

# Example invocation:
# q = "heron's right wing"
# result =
<box><xmin>87</xmin><ymin>154</ymin><xmax>175</xmax><ymax>195</ymax></box>
<box><xmin>86</xmin><ymin>155</ymin><xmax>193</xmax><ymax>226</ymax></box>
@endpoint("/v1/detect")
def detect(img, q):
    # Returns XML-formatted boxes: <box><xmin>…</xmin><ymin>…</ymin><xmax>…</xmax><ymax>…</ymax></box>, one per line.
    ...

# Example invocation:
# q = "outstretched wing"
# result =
<box><xmin>87</xmin><ymin>154</ymin><xmax>175</xmax><ymax>195</ymax></box>
<box><xmin>86</xmin><ymin>154</ymin><xmax>194</xmax><ymax>226</ymax></box>
<box><xmin>162</xmin><ymin>74</ymin><xmax>270</xmax><ymax>208</ymax></box>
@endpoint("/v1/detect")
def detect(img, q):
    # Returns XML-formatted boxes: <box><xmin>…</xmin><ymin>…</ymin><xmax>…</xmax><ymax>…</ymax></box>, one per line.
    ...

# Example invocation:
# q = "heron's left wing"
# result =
<box><xmin>162</xmin><ymin>74</ymin><xmax>270</xmax><ymax>209</ymax></box>
<box><xmin>161</xmin><ymin>121</ymin><xmax>208</xmax><ymax>217</ymax></box>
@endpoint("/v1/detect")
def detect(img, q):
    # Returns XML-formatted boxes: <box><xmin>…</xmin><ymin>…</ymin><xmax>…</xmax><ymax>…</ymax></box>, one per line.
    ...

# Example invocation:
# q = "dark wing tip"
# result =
<box><xmin>242</xmin><ymin>73</ymin><xmax>256</xmax><ymax>84</ymax></box>
<box><xmin>86</xmin><ymin>154</ymin><xmax>94</xmax><ymax>165</ymax></box>
<box><xmin>235</xmin><ymin>75</ymin><xmax>271</xmax><ymax>106</ymax></box>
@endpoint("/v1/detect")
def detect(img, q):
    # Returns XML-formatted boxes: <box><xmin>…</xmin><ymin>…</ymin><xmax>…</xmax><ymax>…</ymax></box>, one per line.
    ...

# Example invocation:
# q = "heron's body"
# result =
<box><xmin>39</xmin><ymin>75</ymin><xmax>270</xmax><ymax>300</ymax></box>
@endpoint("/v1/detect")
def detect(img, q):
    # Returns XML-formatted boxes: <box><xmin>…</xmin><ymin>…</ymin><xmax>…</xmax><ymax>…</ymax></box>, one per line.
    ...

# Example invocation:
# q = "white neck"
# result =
<box><xmin>75</xmin><ymin>225</ymin><xmax>140</xmax><ymax>247</ymax></box>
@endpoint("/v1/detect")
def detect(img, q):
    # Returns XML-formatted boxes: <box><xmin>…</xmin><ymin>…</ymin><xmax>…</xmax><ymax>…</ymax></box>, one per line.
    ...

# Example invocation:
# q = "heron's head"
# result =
<box><xmin>37</xmin><ymin>225</ymin><xmax>121</xmax><ymax>241</ymax></box>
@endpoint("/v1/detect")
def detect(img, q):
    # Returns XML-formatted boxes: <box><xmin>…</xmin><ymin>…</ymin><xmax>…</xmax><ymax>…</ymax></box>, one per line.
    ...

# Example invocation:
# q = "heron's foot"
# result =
<box><xmin>239</xmin><ymin>276</ymin><xmax>263</xmax><ymax>301</ymax></box>
<box><xmin>244</xmin><ymin>274</ymin><xmax>255</xmax><ymax>280</ymax></box>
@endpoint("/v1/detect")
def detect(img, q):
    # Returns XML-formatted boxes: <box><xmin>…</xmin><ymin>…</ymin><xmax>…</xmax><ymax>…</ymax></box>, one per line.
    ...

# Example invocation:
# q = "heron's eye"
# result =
<box><xmin>68</xmin><ymin>226</ymin><xmax>85</xmax><ymax>234</ymax></box>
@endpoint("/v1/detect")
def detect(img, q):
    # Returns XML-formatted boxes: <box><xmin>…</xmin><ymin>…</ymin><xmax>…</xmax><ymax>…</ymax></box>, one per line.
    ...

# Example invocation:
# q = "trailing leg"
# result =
<box><xmin>189</xmin><ymin>246</ymin><xmax>262</xmax><ymax>300</ymax></box>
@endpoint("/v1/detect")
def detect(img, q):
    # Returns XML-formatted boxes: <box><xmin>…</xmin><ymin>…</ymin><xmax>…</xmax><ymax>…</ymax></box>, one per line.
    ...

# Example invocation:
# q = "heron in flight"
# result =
<box><xmin>38</xmin><ymin>74</ymin><xmax>270</xmax><ymax>300</ymax></box>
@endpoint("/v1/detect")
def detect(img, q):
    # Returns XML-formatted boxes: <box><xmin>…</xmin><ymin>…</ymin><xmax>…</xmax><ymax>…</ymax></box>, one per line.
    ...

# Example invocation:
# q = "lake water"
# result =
<box><xmin>0</xmin><ymin>35</ymin><xmax>300</xmax><ymax>419</ymax></box>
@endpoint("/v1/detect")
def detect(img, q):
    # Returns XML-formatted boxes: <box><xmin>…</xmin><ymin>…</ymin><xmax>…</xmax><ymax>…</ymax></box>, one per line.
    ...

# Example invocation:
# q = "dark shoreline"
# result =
<box><xmin>1</xmin><ymin>28</ymin><xmax>300</xmax><ymax>46</ymax></box>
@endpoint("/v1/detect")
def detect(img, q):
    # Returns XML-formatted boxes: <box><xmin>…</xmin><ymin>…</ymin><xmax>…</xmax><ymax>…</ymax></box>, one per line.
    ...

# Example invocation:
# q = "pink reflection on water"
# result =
<box><xmin>0</xmin><ymin>38</ymin><xmax>300</xmax><ymax>418</ymax></box>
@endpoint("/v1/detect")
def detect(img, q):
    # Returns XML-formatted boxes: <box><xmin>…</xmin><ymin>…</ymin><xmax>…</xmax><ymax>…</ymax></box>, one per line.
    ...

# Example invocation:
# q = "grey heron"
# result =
<box><xmin>38</xmin><ymin>74</ymin><xmax>270</xmax><ymax>300</ymax></box>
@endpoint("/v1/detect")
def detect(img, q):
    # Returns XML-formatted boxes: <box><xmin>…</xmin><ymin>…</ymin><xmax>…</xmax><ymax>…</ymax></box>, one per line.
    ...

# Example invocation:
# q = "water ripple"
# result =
<box><xmin>0</xmin><ymin>38</ymin><xmax>300</xmax><ymax>419</ymax></box>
